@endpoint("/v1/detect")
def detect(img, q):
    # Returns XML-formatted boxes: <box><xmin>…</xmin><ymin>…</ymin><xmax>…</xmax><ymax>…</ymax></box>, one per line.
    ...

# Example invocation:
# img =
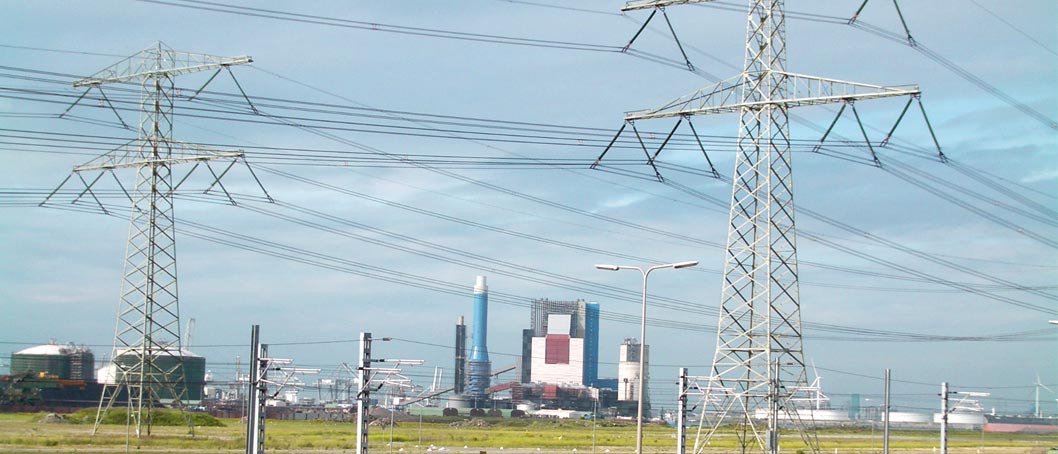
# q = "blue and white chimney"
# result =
<box><xmin>466</xmin><ymin>276</ymin><xmax>491</xmax><ymax>402</ymax></box>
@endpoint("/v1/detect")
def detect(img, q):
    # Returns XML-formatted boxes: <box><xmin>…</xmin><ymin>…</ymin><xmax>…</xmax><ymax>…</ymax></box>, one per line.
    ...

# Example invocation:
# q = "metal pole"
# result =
<box><xmin>592</xmin><ymin>388</ymin><xmax>598</xmax><ymax>454</ymax></box>
<box><xmin>245</xmin><ymin>325</ymin><xmax>262</xmax><ymax>454</ymax></box>
<box><xmin>941</xmin><ymin>382</ymin><xmax>949</xmax><ymax>454</ymax></box>
<box><xmin>636</xmin><ymin>268</ymin><xmax>649</xmax><ymax>454</ymax></box>
<box><xmin>677</xmin><ymin>368</ymin><xmax>688</xmax><ymax>454</ymax></box>
<box><xmin>883</xmin><ymin>369</ymin><xmax>891</xmax><ymax>454</ymax></box>
<box><xmin>357</xmin><ymin>332</ymin><xmax>372</xmax><ymax>454</ymax></box>
<box><xmin>769</xmin><ymin>360</ymin><xmax>779</xmax><ymax>454</ymax></box>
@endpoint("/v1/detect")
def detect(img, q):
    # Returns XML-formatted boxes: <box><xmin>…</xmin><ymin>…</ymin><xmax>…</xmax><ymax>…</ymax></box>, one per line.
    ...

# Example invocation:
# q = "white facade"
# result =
<box><xmin>529</xmin><ymin>336</ymin><xmax>584</xmax><ymax>385</ymax></box>
<box><xmin>618</xmin><ymin>339</ymin><xmax>648</xmax><ymax>402</ymax></box>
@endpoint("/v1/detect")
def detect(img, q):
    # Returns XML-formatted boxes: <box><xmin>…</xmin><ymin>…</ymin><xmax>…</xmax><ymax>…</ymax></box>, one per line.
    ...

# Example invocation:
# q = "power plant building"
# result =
<box><xmin>529</xmin><ymin>314</ymin><xmax>585</xmax><ymax>385</ymax></box>
<box><xmin>522</xmin><ymin>299</ymin><xmax>599</xmax><ymax>387</ymax></box>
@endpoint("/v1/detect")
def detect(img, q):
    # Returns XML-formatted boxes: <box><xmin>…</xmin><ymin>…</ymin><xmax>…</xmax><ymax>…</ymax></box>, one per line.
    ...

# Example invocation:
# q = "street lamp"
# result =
<box><xmin>595</xmin><ymin>260</ymin><xmax>699</xmax><ymax>454</ymax></box>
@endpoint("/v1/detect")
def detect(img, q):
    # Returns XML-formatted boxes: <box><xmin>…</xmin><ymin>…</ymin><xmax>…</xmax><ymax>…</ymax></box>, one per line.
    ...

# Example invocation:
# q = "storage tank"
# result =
<box><xmin>10</xmin><ymin>342</ymin><xmax>93</xmax><ymax>380</ymax></box>
<box><xmin>111</xmin><ymin>347</ymin><xmax>206</xmax><ymax>402</ymax></box>
<box><xmin>888</xmin><ymin>412</ymin><xmax>932</xmax><ymax>423</ymax></box>
<box><xmin>934</xmin><ymin>412</ymin><xmax>986</xmax><ymax>426</ymax></box>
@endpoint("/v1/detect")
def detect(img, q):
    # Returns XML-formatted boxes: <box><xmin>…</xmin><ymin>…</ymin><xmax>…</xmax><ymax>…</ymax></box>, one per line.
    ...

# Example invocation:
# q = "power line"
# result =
<box><xmin>967</xmin><ymin>0</ymin><xmax>1057</xmax><ymax>57</ymax></box>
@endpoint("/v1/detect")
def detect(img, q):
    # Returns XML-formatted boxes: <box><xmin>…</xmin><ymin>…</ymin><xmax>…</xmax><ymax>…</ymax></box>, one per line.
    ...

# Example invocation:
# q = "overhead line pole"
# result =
<box><xmin>609</xmin><ymin>1</ymin><xmax>931</xmax><ymax>453</ymax></box>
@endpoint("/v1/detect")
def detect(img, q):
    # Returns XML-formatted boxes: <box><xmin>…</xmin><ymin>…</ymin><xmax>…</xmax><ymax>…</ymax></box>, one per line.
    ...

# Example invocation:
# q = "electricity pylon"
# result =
<box><xmin>602</xmin><ymin>2</ymin><xmax>932</xmax><ymax>453</ymax></box>
<box><xmin>43</xmin><ymin>42</ymin><xmax>258</xmax><ymax>437</ymax></box>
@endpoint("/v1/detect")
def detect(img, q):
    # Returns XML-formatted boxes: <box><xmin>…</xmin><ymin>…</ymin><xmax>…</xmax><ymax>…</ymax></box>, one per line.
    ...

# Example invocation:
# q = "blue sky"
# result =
<box><xmin>1</xmin><ymin>1</ymin><xmax>1056</xmax><ymax>416</ymax></box>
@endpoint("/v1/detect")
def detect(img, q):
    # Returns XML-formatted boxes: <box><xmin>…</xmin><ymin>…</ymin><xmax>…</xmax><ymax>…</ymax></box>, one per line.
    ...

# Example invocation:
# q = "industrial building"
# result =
<box><xmin>529</xmin><ymin>313</ymin><xmax>585</xmax><ymax>385</ymax></box>
<box><xmin>521</xmin><ymin>298</ymin><xmax>599</xmax><ymax>387</ymax></box>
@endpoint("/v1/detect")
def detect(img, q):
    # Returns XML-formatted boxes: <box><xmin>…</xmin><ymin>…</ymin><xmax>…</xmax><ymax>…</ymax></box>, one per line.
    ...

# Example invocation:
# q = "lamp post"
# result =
<box><xmin>596</xmin><ymin>260</ymin><xmax>698</xmax><ymax>454</ymax></box>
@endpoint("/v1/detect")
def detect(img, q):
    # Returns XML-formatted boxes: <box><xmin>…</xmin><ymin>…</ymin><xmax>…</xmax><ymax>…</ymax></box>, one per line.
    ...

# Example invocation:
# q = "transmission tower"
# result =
<box><xmin>43</xmin><ymin>42</ymin><xmax>257</xmax><ymax>437</ymax></box>
<box><xmin>599</xmin><ymin>1</ymin><xmax>933</xmax><ymax>453</ymax></box>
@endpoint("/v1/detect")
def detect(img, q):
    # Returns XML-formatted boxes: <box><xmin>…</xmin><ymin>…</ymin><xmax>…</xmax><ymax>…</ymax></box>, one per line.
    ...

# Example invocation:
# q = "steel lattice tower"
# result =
<box><xmin>609</xmin><ymin>1</ymin><xmax>927</xmax><ymax>453</ymax></box>
<box><xmin>47</xmin><ymin>42</ymin><xmax>253</xmax><ymax>437</ymax></box>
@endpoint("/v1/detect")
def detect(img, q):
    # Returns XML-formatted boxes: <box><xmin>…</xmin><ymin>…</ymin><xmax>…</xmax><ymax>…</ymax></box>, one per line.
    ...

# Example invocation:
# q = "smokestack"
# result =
<box><xmin>466</xmin><ymin>276</ymin><xmax>491</xmax><ymax>402</ymax></box>
<box><xmin>455</xmin><ymin>316</ymin><xmax>466</xmax><ymax>394</ymax></box>
<box><xmin>469</xmin><ymin>276</ymin><xmax>488</xmax><ymax>362</ymax></box>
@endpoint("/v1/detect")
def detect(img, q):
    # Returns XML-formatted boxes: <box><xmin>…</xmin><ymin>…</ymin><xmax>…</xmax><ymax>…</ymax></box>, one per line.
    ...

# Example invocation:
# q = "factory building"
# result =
<box><xmin>617</xmin><ymin>338</ymin><xmax>649</xmax><ymax>416</ymax></box>
<box><xmin>522</xmin><ymin>299</ymin><xmax>599</xmax><ymax>387</ymax></box>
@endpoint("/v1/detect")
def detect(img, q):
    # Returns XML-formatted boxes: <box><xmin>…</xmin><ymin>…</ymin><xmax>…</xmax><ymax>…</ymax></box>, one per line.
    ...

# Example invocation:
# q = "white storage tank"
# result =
<box><xmin>935</xmin><ymin>412</ymin><xmax>986</xmax><ymax>425</ymax></box>
<box><xmin>888</xmin><ymin>412</ymin><xmax>932</xmax><ymax>423</ymax></box>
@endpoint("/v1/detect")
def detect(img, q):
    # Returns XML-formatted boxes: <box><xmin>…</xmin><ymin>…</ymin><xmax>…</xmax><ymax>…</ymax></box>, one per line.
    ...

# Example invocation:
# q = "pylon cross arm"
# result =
<box><xmin>621</xmin><ymin>0</ymin><xmax>715</xmax><ymax>12</ymax></box>
<box><xmin>625</xmin><ymin>72</ymin><xmax>920</xmax><ymax>121</ymax></box>
<box><xmin>73</xmin><ymin>139</ymin><xmax>244</xmax><ymax>172</ymax></box>
<box><xmin>73</xmin><ymin>43</ymin><xmax>251</xmax><ymax>87</ymax></box>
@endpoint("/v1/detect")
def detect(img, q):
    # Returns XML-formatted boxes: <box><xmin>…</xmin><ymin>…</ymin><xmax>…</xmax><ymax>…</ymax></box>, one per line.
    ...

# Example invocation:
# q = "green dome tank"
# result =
<box><xmin>112</xmin><ymin>348</ymin><xmax>206</xmax><ymax>402</ymax></box>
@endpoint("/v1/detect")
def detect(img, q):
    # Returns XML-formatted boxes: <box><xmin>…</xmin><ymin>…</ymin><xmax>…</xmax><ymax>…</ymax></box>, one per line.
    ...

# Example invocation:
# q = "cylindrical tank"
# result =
<box><xmin>448</xmin><ymin>394</ymin><xmax>472</xmax><ymax>409</ymax></box>
<box><xmin>934</xmin><ymin>412</ymin><xmax>986</xmax><ymax>425</ymax></box>
<box><xmin>10</xmin><ymin>343</ymin><xmax>93</xmax><ymax>379</ymax></box>
<box><xmin>888</xmin><ymin>412</ymin><xmax>932</xmax><ymax>423</ymax></box>
<box><xmin>113</xmin><ymin>347</ymin><xmax>206</xmax><ymax>402</ymax></box>
<box><xmin>811</xmin><ymin>409</ymin><xmax>851</xmax><ymax>422</ymax></box>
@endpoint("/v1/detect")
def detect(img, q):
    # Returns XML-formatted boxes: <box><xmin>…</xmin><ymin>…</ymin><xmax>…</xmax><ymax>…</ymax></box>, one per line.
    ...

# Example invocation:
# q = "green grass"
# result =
<box><xmin>0</xmin><ymin>412</ymin><xmax>1055</xmax><ymax>453</ymax></box>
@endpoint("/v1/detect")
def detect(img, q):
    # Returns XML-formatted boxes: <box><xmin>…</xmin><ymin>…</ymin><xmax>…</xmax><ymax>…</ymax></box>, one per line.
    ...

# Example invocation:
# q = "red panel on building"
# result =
<box><xmin>545</xmin><ymin>334</ymin><xmax>570</xmax><ymax>364</ymax></box>
<box><xmin>543</xmin><ymin>384</ymin><xmax>558</xmax><ymax>400</ymax></box>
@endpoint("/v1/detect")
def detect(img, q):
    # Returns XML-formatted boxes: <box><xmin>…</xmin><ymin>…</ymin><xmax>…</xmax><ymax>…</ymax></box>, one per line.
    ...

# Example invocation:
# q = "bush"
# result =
<box><xmin>510</xmin><ymin>409</ymin><xmax>526</xmax><ymax>418</ymax></box>
<box><xmin>486</xmin><ymin>409</ymin><xmax>503</xmax><ymax>418</ymax></box>
<box><xmin>469</xmin><ymin>408</ymin><xmax>486</xmax><ymax>417</ymax></box>
<box><xmin>442</xmin><ymin>407</ymin><xmax>459</xmax><ymax>417</ymax></box>
<box><xmin>70</xmin><ymin>409</ymin><xmax>224</xmax><ymax>427</ymax></box>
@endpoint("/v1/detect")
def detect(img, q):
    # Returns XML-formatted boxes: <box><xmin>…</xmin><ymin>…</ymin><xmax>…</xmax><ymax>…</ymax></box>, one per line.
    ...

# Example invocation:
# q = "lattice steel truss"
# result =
<box><xmin>45</xmin><ymin>42</ymin><xmax>254</xmax><ymax>437</ymax></box>
<box><xmin>610</xmin><ymin>1</ymin><xmax>929</xmax><ymax>453</ymax></box>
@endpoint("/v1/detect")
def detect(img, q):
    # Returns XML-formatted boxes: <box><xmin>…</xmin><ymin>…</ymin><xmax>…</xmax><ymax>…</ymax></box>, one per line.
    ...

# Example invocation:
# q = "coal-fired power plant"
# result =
<box><xmin>466</xmin><ymin>276</ymin><xmax>491</xmax><ymax>404</ymax></box>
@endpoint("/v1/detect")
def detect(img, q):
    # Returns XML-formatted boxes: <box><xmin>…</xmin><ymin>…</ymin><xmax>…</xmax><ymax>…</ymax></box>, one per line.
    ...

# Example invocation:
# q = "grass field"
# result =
<box><xmin>0</xmin><ymin>412</ymin><xmax>1056</xmax><ymax>453</ymax></box>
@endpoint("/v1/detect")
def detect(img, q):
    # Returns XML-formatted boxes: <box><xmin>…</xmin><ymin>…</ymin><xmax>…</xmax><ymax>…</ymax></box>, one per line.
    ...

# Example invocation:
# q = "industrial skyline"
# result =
<box><xmin>1</xmin><ymin>0</ymin><xmax>1055</xmax><ymax>419</ymax></box>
